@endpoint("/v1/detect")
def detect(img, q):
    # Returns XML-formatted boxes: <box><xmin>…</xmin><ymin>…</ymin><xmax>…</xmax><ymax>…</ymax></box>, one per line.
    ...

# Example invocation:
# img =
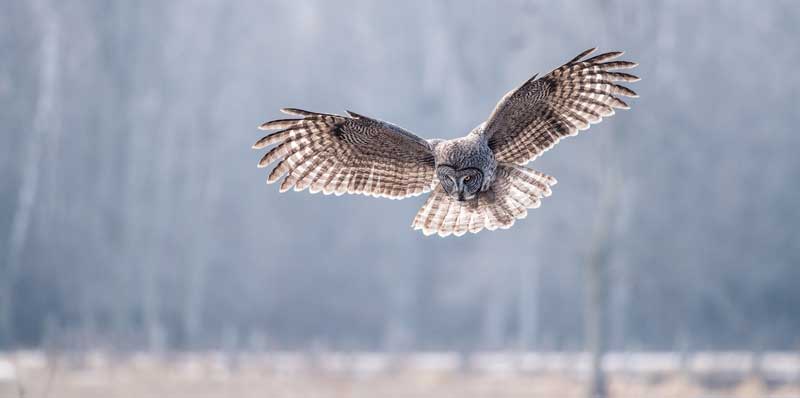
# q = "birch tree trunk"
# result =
<box><xmin>0</xmin><ymin>0</ymin><xmax>60</xmax><ymax>348</ymax></box>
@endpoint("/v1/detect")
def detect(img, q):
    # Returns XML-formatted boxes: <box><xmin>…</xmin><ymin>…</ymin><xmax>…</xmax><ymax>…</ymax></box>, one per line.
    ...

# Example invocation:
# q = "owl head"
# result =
<box><xmin>432</xmin><ymin>132</ymin><xmax>495</xmax><ymax>202</ymax></box>
<box><xmin>437</xmin><ymin>165</ymin><xmax>483</xmax><ymax>201</ymax></box>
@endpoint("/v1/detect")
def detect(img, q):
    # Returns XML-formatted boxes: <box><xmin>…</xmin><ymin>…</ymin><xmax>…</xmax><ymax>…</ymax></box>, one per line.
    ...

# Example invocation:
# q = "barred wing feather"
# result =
<box><xmin>483</xmin><ymin>48</ymin><xmax>639</xmax><ymax>165</ymax></box>
<box><xmin>254</xmin><ymin>109</ymin><xmax>436</xmax><ymax>199</ymax></box>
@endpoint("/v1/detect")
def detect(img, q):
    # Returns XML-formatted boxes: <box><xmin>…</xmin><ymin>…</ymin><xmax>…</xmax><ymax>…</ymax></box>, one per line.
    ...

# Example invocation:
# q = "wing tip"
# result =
<box><xmin>259</xmin><ymin>119</ymin><xmax>295</xmax><ymax>130</ymax></box>
<box><xmin>570</xmin><ymin>47</ymin><xmax>598</xmax><ymax>63</ymax></box>
<box><xmin>266</xmin><ymin>170</ymin><xmax>281</xmax><ymax>183</ymax></box>
<box><xmin>346</xmin><ymin>110</ymin><xmax>366</xmax><ymax>119</ymax></box>
<box><xmin>280</xmin><ymin>108</ymin><xmax>312</xmax><ymax>116</ymax></box>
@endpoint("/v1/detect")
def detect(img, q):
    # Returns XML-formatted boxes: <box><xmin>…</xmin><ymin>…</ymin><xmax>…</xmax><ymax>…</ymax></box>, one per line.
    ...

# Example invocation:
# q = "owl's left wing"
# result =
<box><xmin>482</xmin><ymin>48</ymin><xmax>639</xmax><ymax>165</ymax></box>
<box><xmin>254</xmin><ymin>109</ymin><xmax>436</xmax><ymax>199</ymax></box>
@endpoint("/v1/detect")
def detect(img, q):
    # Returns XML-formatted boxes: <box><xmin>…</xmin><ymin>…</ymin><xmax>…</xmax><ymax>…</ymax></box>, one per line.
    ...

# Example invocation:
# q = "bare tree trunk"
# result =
<box><xmin>585</xmin><ymin>258</ymin><xmax>608</xmax><ymax>398</ymax></box>
<box><xmin>676</xmin><ymin>327</ymin><xmax>692</xmax><ymax>380</ymax></box>
<box><xmin>483</xmin><ymin>274</ymin><xmax>509</xmax><ymax>350</ymax></box>
<box><xmin>383</xmin><ymin>299</ymin><xmax>413</xmax><ymax>353</ymax></box>
<box><xmin>517</xmin><ymin>261</ymin><xmax>539</xmax><ymax>351</ymax></box>
<box><xmin>608</xmin><ymin>193</ymin><xmax>633</xmax><ymax>350</ymax></box>
<box><xmin>175</xmin><ymin>0</ymin><xmax>228</xmax><ymax>351</ymax></box>
<box><xmin>749</xmin><ymin>335</ymin><xmax>765</xmax><ymax>381</ymax></box>
<box><xmin>0</xmin><ymin>0</ymin><xmax>60</xmax><ymax>348</ymax></box>
<box><xmin>383</xmin><ymin>253</ymin><xmax>417</xmax><ymax>353</ymax></box>
<box><xmin>608</xmin><ymin>259</ymin><xmax>627</xmax><ymax>350</ymax></box>
<box><xmin>142</xmin><ymin>259</ymin><xmax>165</xmax><ymax>353</ymax></box>
<box><xmin>585</xmin><ymin>164</ymin><xmax>620</xmax><ymax>398</ymax></box>
<box><xmin>183</xmin><ymin>259</ymin><xmax>207</xmax><ymax>349</ymax></box>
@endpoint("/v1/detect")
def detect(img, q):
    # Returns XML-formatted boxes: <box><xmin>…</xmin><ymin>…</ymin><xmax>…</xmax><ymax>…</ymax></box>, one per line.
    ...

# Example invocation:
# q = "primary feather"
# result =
<box><xmin>254</xmin><ymin>110</ymin><xmax>436</xmax><ymax>199</ymax></box>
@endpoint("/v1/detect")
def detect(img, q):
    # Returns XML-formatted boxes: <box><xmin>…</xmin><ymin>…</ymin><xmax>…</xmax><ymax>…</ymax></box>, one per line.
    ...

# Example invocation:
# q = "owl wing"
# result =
<box><xmin>482</xmin><ymin>48</ymin><xmax>639</xmax><ymax>165</ymax></box>
<box><xmin>254</xmin><ymin>109</ymin><xmax>436</xmax><ymax>199</ymax></box>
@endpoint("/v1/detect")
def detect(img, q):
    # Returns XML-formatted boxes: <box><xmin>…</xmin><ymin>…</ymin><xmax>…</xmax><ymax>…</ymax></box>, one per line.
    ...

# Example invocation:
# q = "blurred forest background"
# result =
<box><xmin>1</xmin><ymin>0</ymin><xmax>799</xmax><ymax>366</ymax></box>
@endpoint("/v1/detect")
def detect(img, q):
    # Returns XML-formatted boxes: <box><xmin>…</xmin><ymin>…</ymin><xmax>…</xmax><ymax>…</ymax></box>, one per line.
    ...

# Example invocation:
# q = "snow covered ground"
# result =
<box><xmin>1</xmin><ymin>351</ymin><xmax>798</xmax><ymax>398</ymax></box>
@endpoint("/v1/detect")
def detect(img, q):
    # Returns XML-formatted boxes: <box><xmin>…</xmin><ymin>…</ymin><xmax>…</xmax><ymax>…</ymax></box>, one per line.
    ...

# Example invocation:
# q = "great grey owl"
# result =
<box><xmin>254</xmin><ymin>48</ymin><xmax>639</xmax><ymax>237</ymax></box>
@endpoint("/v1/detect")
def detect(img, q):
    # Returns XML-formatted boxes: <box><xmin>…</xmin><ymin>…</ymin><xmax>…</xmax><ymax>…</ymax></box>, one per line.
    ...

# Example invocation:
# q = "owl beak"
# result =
<box><xmin>453</xmin><ymin>180</ymin><xmax>466</xmax><ymax>201</ymax></box>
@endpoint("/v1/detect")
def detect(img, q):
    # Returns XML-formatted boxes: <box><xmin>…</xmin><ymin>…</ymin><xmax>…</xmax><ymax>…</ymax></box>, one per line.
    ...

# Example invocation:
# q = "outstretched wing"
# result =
<box><xmin>482</xmin><ymin>48</ymin><xmax>639</xmax><ymax>165</ymax></box>
<box><xmin>254</xmin><ymin>109</ymin><xmax>436</xmax><ymax>199</ymax></box>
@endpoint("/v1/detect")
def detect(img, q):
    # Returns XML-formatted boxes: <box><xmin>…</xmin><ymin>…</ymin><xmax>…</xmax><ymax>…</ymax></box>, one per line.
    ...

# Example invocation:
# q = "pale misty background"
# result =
<box><xmin>1</xmin><ymin>0</ymin><xmax>799</xmax><ymax>359</ymax></box>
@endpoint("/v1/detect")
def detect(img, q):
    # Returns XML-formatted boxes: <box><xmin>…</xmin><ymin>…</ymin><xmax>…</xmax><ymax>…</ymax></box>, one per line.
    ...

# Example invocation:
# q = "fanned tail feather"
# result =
<box><xmin>411</xmin><ymin>164</ymin><xmax>556</xmax><ymax>237</ymax></box>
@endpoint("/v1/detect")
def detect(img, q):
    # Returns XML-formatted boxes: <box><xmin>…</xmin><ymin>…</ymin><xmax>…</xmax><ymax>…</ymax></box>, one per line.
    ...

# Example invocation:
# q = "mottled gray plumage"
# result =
<box><xmin>254</xmin><ymin>48</ymin><xmax>639</xmax><ymax>236</ymax></box>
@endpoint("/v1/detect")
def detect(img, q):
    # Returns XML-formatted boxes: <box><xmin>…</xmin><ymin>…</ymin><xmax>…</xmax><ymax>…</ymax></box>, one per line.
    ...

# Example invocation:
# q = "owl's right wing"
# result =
<box><xmin>481</xmin><ymin>48</ymin><xmax>639</xmax><ymax>165</ymax></box>
<box><xmin>254</xmin><ymin>109</ymin><xmax>436</xmax><ymax>199</ymax></box>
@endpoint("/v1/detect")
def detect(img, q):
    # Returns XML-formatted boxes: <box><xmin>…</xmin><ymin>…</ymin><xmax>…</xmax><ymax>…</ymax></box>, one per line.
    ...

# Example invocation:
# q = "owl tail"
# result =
<box><xmin>411</xmin><ymin>164</ymin><xmax>557</xmax><ymax>237</ymax></box>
